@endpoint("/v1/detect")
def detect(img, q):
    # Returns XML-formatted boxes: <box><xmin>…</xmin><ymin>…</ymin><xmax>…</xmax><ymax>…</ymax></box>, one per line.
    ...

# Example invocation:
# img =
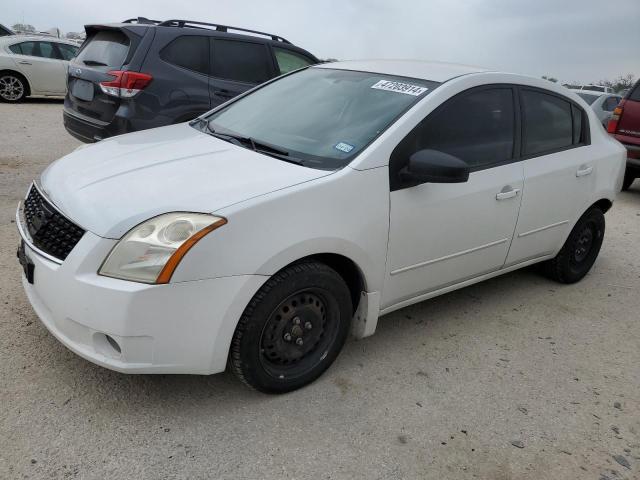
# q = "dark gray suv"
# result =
<box><xmin>63</xmin><ymin>18</ymin><xmax>318</xmax><ymax>143</ymax></box>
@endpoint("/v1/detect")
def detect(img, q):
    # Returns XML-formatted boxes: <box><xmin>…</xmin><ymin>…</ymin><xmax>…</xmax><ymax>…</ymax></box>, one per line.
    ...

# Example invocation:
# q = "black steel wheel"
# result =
<box><xmin>230</xmin><ymin>261</ymin><xmax>352</xmax><ymax>393</ymax></box>
<box><xmin>542</xmin><ymin>207</ymin><xmax>605</xmax><ymax>284</ymax></box>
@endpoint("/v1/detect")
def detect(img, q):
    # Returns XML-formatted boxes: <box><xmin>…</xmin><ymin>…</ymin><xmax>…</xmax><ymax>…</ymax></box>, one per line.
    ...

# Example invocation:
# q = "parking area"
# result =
<box><xmin>1</xmin><ymin>100</ymin><xmax>639</xmax><ymax>479</ymax></box>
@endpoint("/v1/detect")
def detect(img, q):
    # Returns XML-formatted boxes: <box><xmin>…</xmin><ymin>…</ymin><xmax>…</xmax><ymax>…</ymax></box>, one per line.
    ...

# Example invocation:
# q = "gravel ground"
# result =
<box><xmin>1</xmin><ymin>100</ymin><xmax>639</xmax><ymax>480</ymax></box>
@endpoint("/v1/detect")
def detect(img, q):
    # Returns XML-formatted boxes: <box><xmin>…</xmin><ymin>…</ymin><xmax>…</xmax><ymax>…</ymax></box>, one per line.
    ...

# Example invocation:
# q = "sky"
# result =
<box><xmin>4</xmin><ymin>0</ymin><xmax>639</xmax><ymax>84</ymax></box>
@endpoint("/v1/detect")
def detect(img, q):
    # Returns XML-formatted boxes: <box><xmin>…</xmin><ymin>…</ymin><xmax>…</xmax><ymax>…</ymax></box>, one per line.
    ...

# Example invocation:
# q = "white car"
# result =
<box><xmin>16</xmin><ymin>60</ymin><xmax>626</xmax><ymax>393</ymax></box>
<box><xmin>0</xmin><ymin>35</ymin><xmax>78</xmax><ymax>102</ymax></box>
<box><xmin>575</xmin><ymin>91</ymin><xmax>623</xmax><ymax>127</ymax></box>
<box><xmin>581</xmin><ymin>84</ymin><xmax>614</xmax><ymax>94</ymax></box>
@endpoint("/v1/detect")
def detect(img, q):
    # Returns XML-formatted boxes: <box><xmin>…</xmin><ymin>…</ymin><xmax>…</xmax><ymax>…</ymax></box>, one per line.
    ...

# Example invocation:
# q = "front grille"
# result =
<box><xmin>23</xmin><ymin>185</ymin><xmax>85</xmax><ymax>261</ymax></box>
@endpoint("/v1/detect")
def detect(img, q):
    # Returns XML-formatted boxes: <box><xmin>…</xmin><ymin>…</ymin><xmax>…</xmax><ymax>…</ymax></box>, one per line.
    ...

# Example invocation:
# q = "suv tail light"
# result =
<box><xmin>607</xmin><ymin>99</ymin><xmax>626</xmax><ymax>134</ymax></box>
<box><xmin>99</xmin><ymin>71</ymin><xmax>153</xmax><ymax>98</ymax></box>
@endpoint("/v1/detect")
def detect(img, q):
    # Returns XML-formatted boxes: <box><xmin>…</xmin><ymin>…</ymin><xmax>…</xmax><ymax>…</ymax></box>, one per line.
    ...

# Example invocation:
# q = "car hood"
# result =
<box><xmin>40</xmin><ymin>123</ymin><xmax>332</xmax><ymax>238</ymax></box>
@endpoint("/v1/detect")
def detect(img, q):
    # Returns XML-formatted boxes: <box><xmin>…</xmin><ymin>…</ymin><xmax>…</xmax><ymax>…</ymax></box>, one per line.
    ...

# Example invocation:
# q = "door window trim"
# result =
<box><xmin>518</xmin><ymin>85</ymin><xmax>591</xmax><ymax>161</ymax></box>
<box><xmin>389</xmin><ymin>83</ymin><xmax>521</xmax><ymax>191</ymax></box>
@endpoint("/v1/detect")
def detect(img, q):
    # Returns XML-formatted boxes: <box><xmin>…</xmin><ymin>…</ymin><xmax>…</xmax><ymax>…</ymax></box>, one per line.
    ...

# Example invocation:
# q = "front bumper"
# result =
<box><xmin>17</xmin><ymin>220</ymin><xmax>265</xmax><ymax>374</ymax></box>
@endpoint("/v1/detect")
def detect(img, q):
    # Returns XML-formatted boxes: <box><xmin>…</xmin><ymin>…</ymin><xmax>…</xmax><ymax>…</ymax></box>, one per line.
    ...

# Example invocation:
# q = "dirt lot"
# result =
<box><xmin>1</xmin><ymin>100</ymin><xmax>639</xmax><ymax>480</ymax></box>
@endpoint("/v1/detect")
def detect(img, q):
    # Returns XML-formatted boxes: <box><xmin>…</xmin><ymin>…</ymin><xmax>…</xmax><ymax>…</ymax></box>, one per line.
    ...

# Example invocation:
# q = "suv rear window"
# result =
<box><xmin>76</xmin><ymin>30</ymin><xmax>130</xmax><ymax>68</ymax></box>
<box><xmin>212</xmin><ymin>39</ymin><xmax>271</xmax><ymax>84</ymax></box>
<box><xmin>160</xmin><ymin>36</ymin><xmax>209</xmax><ymax>74</ymax></box>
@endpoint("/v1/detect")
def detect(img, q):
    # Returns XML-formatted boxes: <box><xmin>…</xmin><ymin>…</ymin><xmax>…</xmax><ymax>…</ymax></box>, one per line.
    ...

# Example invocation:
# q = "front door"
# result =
<box><xmin>383</xmin><ymin>86</ymin><xmax>523</xmax><ymax>308</ymax></box>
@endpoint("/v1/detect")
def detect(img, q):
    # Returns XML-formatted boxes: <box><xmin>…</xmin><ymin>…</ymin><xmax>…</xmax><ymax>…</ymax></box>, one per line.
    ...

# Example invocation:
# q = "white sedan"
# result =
<box><xmin>0</xmin><ymin>35</ymin><xmax>78</xmax><ymax>102</ymax></box>
<box><xmin>16</xmin><ymin>60</ymin><xmax>626</xmax><ymax>392</ymax></box>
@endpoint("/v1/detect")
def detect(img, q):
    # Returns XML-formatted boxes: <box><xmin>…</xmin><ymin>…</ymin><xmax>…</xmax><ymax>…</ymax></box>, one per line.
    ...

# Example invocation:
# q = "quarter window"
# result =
<box><xmin>391</xmin><ymin>87</ymin><xmax>515</xmax><ymax>184</ymax></box>
<box><xmin>522</xmin><ymin>90</ymin><xmax>575</xmax><ymax>156</ymax></box>
<box><xmin>212</xmin><ymin>39</ymin><xmax>271</xmax><ymax>84</ymax></box>
<box><xmin>274</xmin><ymin>48</ymin><xmax>314</xmax><ymax>74</ymax></box>
<box><xmin>160</xmin><ymin>36</ymin><xmax>209</xmax><ymax>75</ymax></box>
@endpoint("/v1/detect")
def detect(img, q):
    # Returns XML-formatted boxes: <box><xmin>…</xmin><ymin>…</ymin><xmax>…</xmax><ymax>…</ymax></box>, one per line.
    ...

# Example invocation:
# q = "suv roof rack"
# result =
<box><xmin>122</xmin><ymin>17</ymin><xmax>161</xmax><ymax>25</ymax></box>
<box><xmin>156</xmin><ymin>19</ymin><xmax>291</xmax><ymax>44</ymax></box>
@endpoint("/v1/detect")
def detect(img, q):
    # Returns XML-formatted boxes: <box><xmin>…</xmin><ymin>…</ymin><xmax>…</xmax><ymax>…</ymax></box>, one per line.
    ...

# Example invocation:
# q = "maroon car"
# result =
<box><xmin>608</xmin><ymin>79</ymin><xmax>640</xmax><ymax>190</ymax></box>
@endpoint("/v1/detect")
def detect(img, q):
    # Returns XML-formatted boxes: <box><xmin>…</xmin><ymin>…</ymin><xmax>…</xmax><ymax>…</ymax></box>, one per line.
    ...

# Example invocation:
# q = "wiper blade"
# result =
<box><xmin>82</xmin><ymin>59</ymin><xmax>108</xmax><ymax>66</ymax></box>
<box><xmin>205</xmin><ymin>122</ymin><xmax>303</xmax><ymax>165</ymax></box>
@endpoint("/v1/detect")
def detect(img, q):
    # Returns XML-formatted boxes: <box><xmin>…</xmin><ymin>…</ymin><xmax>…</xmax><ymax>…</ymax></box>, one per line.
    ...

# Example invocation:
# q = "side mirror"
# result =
<box><xmin>399</xmin><ymin>149</ymin><xmax>470</xmax><ymax>185</ymax></box>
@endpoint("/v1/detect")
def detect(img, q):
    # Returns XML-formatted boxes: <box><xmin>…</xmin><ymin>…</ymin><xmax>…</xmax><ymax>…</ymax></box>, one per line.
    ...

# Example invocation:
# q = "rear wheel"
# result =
<box><xmin>230</xmin><ymin>261</ymin><xmax>352</xmax><ymax>393</ymax></box>
<box><xmin>0</xmin><ymin>73</ymin><xmax>27</xmax><ymax>102</ymax></box>
<box><xmin>622</xmin><ymin>170</ymin><xmax>636</xmax><ymax>191</ymax></box>
<box><xmin>542</xmin><ymin>208</ymin><xmax>605</xmax><ymax>284</ymax></box>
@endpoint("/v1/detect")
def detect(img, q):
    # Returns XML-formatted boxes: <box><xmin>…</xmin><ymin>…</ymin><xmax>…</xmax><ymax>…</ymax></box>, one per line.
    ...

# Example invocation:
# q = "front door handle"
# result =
<box><xmin>576</xmin><ymin>166</ymin><xmax>593</xmax><ymax>177</ymax></box>
<box><xmin>496</xmin><ymin>187</ymin><xmax>520</xmax><ymax>201</ymax></box>
<box><xmin>18</xmin><ymin>60</ymin><xmax>32</xmax><ymax>65</ymax></box>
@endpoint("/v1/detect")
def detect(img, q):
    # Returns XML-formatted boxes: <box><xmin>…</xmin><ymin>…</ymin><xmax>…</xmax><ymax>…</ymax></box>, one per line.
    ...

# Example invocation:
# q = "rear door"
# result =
<box><xmin>209</xmin><ymin>38</ymin><xmax>274</xmax><ymax>106</ymax></box>
<box><xmin>506</xmin><ymin>88</ymin><xmax>593</xmax><ymax>265</ymax></box>
<box><xmin>66</xmin><ymin>29</ymin><xmax>134</xmax><ymax>124</ymax></box>
<box><xmin>157</xmin><ymin>34</ymin><xmax>211</xmax><ymax>120</ymax></box>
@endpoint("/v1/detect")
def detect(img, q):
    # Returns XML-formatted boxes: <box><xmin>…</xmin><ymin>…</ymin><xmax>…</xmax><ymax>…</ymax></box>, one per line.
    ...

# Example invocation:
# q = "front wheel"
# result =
<box><xmin>0</xmin><ymin>74</ymin><xmax>27</xmax><ymax>102</ymax></box>
<box><xmin>542</xmin><ymin>208</ymin><xmax>605</xmax><ymax>284</ymax></box>
<box><xmin>230</xmin><ymin>261</ymin><xmax>352</xmax><ymax>393</ymax></box>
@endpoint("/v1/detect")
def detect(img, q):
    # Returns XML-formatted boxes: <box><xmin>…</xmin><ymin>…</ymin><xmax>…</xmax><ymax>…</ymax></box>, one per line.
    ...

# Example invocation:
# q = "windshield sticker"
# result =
<box><xmin>335</xmin><ymin>142</ymin><xmax>355</xmax><ymax>153</ymax></box>
<box><xmin>371</xmin><ymin>80</ymin><xmax>428</xmax><ymax>96</ymax></box>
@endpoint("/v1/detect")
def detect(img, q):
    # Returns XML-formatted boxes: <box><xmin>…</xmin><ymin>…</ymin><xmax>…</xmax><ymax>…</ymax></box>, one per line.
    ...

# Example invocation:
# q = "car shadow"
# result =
<box><xmin>23</xmin><ymin>97</ymin><xmax>64</xmax><ymax>104</ymax></box>
<box><xmin>39</xmin><ymin>266</ymin><xmax>550</xmax><ymax>412</ymax></box>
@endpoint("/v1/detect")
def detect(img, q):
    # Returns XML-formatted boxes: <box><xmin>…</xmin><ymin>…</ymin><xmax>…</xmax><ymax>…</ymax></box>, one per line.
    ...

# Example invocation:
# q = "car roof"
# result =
<box><xmin>576</xmin><ymin>90</ymin><xmax>604</xmax><ymax>97</ymax></box>
<box><xmin>0</xmin><ymin>34</ymin><xmax>77</xmax><ymax>45</ymax></box>
<box><xmin>314</xmin><ymin>59</ymin><xmax>488</xmax><ymax>82</ymax></box>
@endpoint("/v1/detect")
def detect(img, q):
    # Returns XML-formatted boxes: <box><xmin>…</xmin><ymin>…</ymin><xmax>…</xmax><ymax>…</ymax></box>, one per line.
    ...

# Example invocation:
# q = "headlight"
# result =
<box><xmin>99</xmin><ymin>213</ymin><xmax>226</xmax><ymax>284</ymax></box>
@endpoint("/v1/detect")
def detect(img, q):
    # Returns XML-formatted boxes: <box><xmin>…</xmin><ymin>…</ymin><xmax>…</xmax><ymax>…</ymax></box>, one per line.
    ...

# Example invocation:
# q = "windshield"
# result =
<box><xmin>577</xmin><ymin>92</ymin><xmax>599</xmax><ymax>105</ymax></box>
<box><xmin>202</xmin><ymin>68</ymin><xmax>439</xmax><ymax>169</ymax></box>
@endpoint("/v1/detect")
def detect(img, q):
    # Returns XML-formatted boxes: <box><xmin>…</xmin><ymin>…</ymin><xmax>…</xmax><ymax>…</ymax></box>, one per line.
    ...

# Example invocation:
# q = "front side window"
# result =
<box><xmin>203</xmin><ymin>68</ymin><xmax>438</xmax><ymax>169</ymax></box>
<box><xmin>9</xmin><ymin>41</ymin><xmax>37</xmax><ymax>56</ymax></box>
<box><xmin>390</xmin><ymin>87</ymin><xmax>515</xmax><ymax>184</ymax></box>
<box><xmin>522</xmin><ymin>90</ymin><xmax>574</xmax><ymax>156</ymax></box>
<box><xmin>212</xmin><ymin>39</ymin><xmax>271</xmax><ymax>84</ymax></box>
<box><xmin>160</xmin><ymin>36</ymin><xmax>209</xmax><ymax>74</ymax></box>
<box><xmin>274</xmin><ymin>47</ymin><xmax>314</xmax><ymax>74</ymax></box>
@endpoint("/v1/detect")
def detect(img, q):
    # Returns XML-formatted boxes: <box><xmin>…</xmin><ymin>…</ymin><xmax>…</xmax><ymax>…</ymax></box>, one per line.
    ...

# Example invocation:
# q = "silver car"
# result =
<box><xmin>576</xmin><ymin>91</ymin><xmax>622</xmax><ymax>127</ymax></box>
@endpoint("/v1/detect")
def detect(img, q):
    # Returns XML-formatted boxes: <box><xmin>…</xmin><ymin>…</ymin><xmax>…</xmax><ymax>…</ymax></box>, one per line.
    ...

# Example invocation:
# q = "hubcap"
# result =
<box><xmin>261</xmin><ymin>291</ymin><xmax>326</xmax><ymax>367</ymax></box>
<box><xmin>0</xmin><ymin>76</ymin><xmax>24</xmax><ymax>101</ymax></box>
<box><xmin>574</xmin><ymin>226</ymin><xmax>594</xmax><ymax>263</ymax></box>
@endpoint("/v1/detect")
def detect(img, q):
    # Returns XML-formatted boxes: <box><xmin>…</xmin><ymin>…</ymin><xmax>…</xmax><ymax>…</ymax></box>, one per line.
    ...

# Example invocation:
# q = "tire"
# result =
<box><xmin>622</xmin><ymin>171</ymin><xmax>636</xmax><ymax>191</ymax></box>
<box><xmin>230</xmin><ymin>261</ymin><xmax>352</xmax><ymax>393</ymax></box>
<box><xmin>0</xmin><ymin>73</ymin><xmax>27</xmax><ymax>102</ymax></box>
<box><xmin>542</xmin><ymin>208</ymin><xmax>605</xmax><ymax>284</ymax></box>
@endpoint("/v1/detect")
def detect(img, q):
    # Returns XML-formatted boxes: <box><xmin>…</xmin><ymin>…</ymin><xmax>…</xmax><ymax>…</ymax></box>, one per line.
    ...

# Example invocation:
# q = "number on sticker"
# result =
<box><xmin>371</xmin><ymin>80</ymin><xmax>428</xmax><ymax>96</ymax></box>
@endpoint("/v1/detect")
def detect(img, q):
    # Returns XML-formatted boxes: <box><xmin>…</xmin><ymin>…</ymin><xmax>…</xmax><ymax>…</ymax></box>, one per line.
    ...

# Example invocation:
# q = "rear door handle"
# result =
<box><xmin>496</xmin><ymin>187</ymin><xmax>520</xmax><ymax>200</ymax></box>
<box><xmin>18</xmin><ymin>60</ymin><xmax>32</xmax><ymax>65</ymax></box>
<box><xmin>576</xmin><ymin>166</ymin><xmax>593</xmax><ymax>177</ymax></box>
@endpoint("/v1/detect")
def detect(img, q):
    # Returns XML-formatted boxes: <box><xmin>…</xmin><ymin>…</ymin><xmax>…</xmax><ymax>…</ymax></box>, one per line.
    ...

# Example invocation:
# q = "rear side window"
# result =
<box><xmin>522</xmin><ymin>90</ymin><xmax>577</xmax><ymax>156</ymax></box>
<box><xmin>392</xmin><ymin>88</ymin><xmax>515</xmax><ymax>172</ymax></box>
<box><xmin>212</xmin><ymin>39</ymin><xmax>271</xmax><ymax>84</ymax></box>
<box><xmin>160</xmin><ymin>36</ymin><xmax>209</xmax><ymax>74</ymax></box>
<box><xmin>37</xmin><ymin>42</ymin><xmax>59</xmax><ymax>59</ymax></box>
<box><xmin>274</xmin><ymin>47</ymin><xmax>314</xmax><ymax>74</ymax></box>
<box><xmin>629</xmin><ymin>83</ymin><xmax>640</xmax><ymax>102</ymax></box>
<box><xmin>603</xmin><ymin>96</ymin><xmax>621</xmax><ymax>111</ymax></box>
<box><xmin>76</xmin><ymin>30</ymin><xmax>130</xmax><ymax>67</ymax></box>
